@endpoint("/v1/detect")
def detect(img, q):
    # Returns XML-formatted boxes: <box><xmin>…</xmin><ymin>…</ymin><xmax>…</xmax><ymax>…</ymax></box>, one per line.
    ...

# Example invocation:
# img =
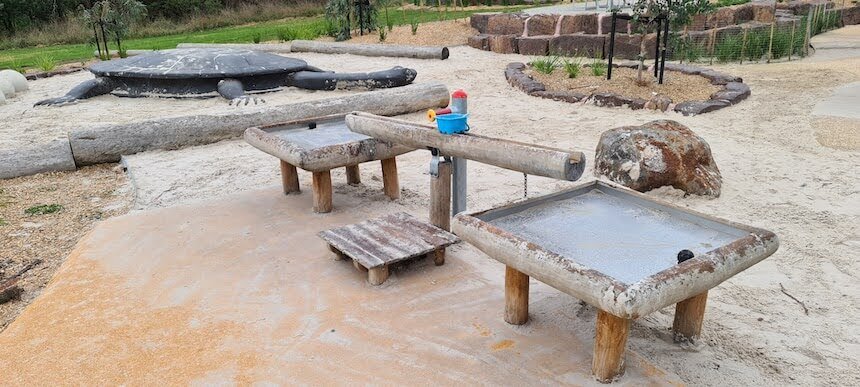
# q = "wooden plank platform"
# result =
<box><xmin>318</xmin><ymin>212</ymin><xmax>459</xmax><ymax>285</ymax></box>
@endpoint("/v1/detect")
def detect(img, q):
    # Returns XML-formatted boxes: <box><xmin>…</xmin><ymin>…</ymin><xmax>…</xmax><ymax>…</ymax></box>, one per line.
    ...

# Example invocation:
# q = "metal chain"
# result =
<box><xmin>523</xmin><ymin>173</ymin><xmax>528</xmax><ymax>199</ymax></box>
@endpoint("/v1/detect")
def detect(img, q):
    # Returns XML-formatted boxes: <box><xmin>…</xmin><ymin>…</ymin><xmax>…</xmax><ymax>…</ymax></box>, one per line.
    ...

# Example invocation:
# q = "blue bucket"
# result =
<box><xmin>435</xmin><ymin>113</ymin><xmax>470</xmax><ymax>134</ymax></box>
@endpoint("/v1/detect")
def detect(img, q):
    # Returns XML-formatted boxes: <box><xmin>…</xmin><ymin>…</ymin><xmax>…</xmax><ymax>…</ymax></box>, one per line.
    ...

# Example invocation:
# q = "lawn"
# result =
<box><xmin>0</xmin><ymin>7</ymin><xmax>525</xmax><ymax>71</ymax></box>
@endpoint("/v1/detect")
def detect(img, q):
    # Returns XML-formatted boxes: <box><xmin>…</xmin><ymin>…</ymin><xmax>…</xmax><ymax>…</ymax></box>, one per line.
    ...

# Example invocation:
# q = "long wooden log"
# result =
<box><xmin>70</xmin><ymin>83</ymin><xmax>450</xmax><ymax>165</ymax></box>
<box><xmin>345</xmin><ymin>112</ymin><xmax>586</xmax><ymax>181</ymax></box>
<box><xmin>177</xmin><ymin>43</ymin><xmax>292</xmax><ymax>53</ymax></box>
<box><xmin>290</xmin><ymin>40</ymin><xmax>449</xmax><ymax>60</ymax></box>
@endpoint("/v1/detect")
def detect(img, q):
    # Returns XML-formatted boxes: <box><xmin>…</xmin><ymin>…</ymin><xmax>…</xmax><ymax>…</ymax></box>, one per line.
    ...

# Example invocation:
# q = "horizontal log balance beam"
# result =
<box><xmin>178</xmin><ymin>42</ymin><xmax>449</xmax><ymax>60</ymax></box>
<box><xmin>290</xmin><ymin>40</ymin><xmax>449</xmax><ymax>60</ymax></box>
<box><xmin>69</xmin><ymin>83</ymin><xmax>450</xmax><ymax>165</ymax></box>
<box><xmin>344</xmin><ymin>112</ymin><xmax>585</xmax><ymax>181</ymax></box>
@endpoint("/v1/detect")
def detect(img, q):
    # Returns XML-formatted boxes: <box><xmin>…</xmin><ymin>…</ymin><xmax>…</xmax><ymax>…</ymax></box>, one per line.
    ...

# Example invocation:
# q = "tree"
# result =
<box><xmin>630</xmin><ymin>0</ymin><xmax>711</xmax><ymax>84</ymax></box>
<box><xmin>105</xmin><ymin>0</ymin><xmax>147</xmax><ymax>57</ymax></box>
<box><xmin>80</xmin><ymin>0</ymin><xmax>146</xmax><ymax>60</ymax></box>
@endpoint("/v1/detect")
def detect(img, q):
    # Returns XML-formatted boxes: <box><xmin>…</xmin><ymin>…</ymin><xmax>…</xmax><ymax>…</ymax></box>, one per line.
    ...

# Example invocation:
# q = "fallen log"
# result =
<box><xmin>69</xmin><ymin>83</ymin><xmax>450</xmax><ymax>165</ymax></box>
<box><xmin>176</xmin><ymin>43</ymin><xmax>292</xmax><ymax>53</ymax></box>
<box><xmin>290</xmin><ymin>40</ymin><xmax>450</xmax><ymax>60</ymax></box>
<box><xmin>345</xmin><ymin>112</ymin><xmax>585</xmax><ymax>181</ymax></box>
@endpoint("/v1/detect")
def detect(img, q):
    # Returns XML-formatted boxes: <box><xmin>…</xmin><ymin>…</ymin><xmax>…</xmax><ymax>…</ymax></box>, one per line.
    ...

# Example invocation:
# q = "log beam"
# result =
<box><xmin>592</xmin><ymin>310</ymin><xmax>630</xmax><ymax>383</ymax></box>
<box><xmin>504</xmin><ymin>266</ymin><xmax>529</xmax><ymax>325</ymax></box>
<box><xmin>290</xmin><ymin>40</ymin><xmax>450</xmax><ymax>60</ymax></box>
<box><xmin>346</xmin><ymin>112</ymin><xmax>585</xmax><ymax>181</ymax></box>
<box><xmin>672</xmin><ymin>291</ymin><xmax>708</xmax><ymax>343</ymax></box>
<box><xmin>345</xmin><ymin>164</ymin><xmax>361</xmax><ymax>185</ymax></box>
<box><xmin>280</xmin><ymin>160</ymin><xmax>300</xmax><ymax>194</ymax></box>
<box><xmin>312</xmin><ymin>170</ymin><xmax>333</xmax><ymax>213</ymax></box>
<box><xmin>430</xmin><ymin>159</ymin><xmax>452</xmax><ymax>231</ymax></box>
<box><xmin>380</xmin><ymin>158</ymin><xmax>400</xmax><ymax>200</ymax></box>
<box><xmin>368</xmin><ymin>266</ymin><xmax>390</xmax><ymax>285</ymax></box>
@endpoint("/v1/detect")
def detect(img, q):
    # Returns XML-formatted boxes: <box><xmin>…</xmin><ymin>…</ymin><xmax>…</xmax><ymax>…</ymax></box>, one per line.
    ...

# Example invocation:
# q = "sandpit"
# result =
<box><xmin>1</xmin><ymin>33</ymin><xmax>859</xmax><ymax>385</ymax></box>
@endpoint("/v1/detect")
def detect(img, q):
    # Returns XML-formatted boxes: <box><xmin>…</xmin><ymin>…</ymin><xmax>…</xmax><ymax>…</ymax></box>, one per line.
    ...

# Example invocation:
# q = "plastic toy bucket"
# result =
<box><xmin>436</xmin><ymin>113</ymin><xmax>469</xmax><ymax>134</ymax></box>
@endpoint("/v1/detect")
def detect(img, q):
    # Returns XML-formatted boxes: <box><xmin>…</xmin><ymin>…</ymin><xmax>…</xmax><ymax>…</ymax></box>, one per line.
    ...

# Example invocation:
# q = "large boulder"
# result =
<box><xmin>843</xmin><ymin>6</ymin><xmax>860</xmax><ymax>26</ymax></box>
<box><xmin>594</xmin><ymin>120</ymin><xmax>722</xmax><ymax>197</ymax></box>
<box><xmin>470</xmin><ymin>13</ymin><xmax>498</xmax><ymax>34</ymax></box>
<box><xmin>0</xmin><ymin>70</ymin><xmax>28</xmax><ymax>92</ymax></box>
<box><xmin>518</xmin><ymin>36</ymin><xmax>550</xmax><ymax>56</ymax></box>
<box><xmin>549</xmin><ymin>34</ymin><xmax>605</xmax><ymax>57</ymax></box>
<box><xmin>525</xmin><ymin>15</ymin><xmax>559</xmax><ymax>36</ymax></box>
<box><xmin>0</xmin><ymin>78</ymin><xmax>15</xmax><ymax>98</ymax></box>
<box><xmin>559</xmin><ymin>13</ymin><xmax>599</xmax><ymax>34</ymax></box>
<box><xmin>468</xmin><ymin>34</ymin><xmax>491</xmax><ymax>51</ymax></box>
<box><xmin>490</xmin><ymin>34</ymin><xmax>519</xmax><ymax>54</ymax></box>
<box><xmin>487</xmin><ymin>14</ymin><xmax>526</xmax><ymax>35</ymax></box>
<box><xmin>609</xmin><ymin>34</ymin><xmax>657</xmax><ymax>60</ymax></box>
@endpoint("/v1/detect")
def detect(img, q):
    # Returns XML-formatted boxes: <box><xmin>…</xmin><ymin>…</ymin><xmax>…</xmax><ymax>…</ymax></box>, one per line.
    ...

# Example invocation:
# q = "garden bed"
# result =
<box><xmin>505</xmin><ymin>61</ymin><xmax>750</xmax><ymax>115</ymax></box>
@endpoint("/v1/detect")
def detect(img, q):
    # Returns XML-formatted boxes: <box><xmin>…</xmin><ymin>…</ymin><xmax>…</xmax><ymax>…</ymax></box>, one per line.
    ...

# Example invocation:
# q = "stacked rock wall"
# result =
<box><xmin>469</xmin><ymin>1</ymin><xmax>860</xmax><ymax>59</ymax></box>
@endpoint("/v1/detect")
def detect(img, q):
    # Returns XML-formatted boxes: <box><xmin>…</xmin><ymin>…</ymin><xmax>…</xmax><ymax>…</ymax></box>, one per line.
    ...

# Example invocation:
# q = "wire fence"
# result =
<box><xmin>667</xmin><ymin>1</ymin><xmax>847</xmax><ymax>64</ymax></box>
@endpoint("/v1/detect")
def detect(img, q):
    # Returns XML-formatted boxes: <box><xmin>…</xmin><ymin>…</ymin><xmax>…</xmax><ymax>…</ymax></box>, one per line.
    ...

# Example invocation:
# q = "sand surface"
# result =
<box><xmin>1</xmin><ymin>27</ymin><xmax>859</xmax><ymax>385</ymax></box>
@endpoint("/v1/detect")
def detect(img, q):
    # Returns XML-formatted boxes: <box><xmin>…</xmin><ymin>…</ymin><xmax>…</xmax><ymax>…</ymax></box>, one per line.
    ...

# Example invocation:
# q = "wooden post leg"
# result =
<box><xmin>346</xmin><ymin>165</ymin><xmax>361</xmax><ymax>185</ymax></box>
<box><xmin>430</xmin><ymin>248</ymin><xmax>445</xmax><ymax>266</ymax></box>
<box><xmin>380</xmin><ymin>158</ymin><xmax>400</xmax><ymax>200</ymax></box>
<box><xmin>280</xmin><ymin>160</ymin><xmax>300</xmax><ymax>195</ymax></box>
<box><xmin>504</xmin><ymin>266</ymin><xmax>529</xmax><ymax>325</ymax></box>
<box><xmin>592</xmin><ymin>310</ymin><xmax>631</xmax><ymax>383</ymax></box>
<box><xmin>368</xmin><ymin>266</ymin><xmax>390</xmax><ymax>286</ymax></box>
<box><xmin>328</xmin><ymin>245</ymin><xmax>345</xmax><ymax>261</ymax></box>
<box><xmin>430</xmin><ymin>159</ymin><xmax>452</xmax><ymax>231</ymax></box>
<box><xmin>312</xmin><ymin>170</ymin><xmax>333</xmax><ymax>213</ymax></box>
<box><xmin>672</xmin><ymin>291</ymin><xmax>708</xmax><ymax>343</ymax></box>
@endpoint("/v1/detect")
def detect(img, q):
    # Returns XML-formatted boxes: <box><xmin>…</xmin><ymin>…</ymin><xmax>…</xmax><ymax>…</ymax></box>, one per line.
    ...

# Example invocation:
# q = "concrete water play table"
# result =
<box><xmin>245</xmin><ymin>115</ymin><xmax>413</xmax><ymax>213</ymax></box>
<box><xmin>452</xmin><ymin>180</ymin><xmax>779</xmax><ymax>382</ymax></box>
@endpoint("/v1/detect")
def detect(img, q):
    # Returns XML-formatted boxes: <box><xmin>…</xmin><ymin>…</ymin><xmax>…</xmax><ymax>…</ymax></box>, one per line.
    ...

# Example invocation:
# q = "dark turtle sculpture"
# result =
<box><xmin>35</xmin><ymin>48</ymin><xmax>418</xmax><ymax>106</ymax></box>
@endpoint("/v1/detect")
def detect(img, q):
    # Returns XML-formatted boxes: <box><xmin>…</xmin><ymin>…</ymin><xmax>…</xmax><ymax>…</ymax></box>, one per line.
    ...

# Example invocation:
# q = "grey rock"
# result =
<box><xmin>674</xmin><ymin>99</ymin><xmax>731</xmax><ymax>116</ymax></box>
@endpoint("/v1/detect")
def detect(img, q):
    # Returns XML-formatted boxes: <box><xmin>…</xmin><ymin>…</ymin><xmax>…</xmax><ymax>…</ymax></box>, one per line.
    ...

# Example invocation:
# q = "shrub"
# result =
<box><xmin>118</xmin><ymin>47</ymin><xmax>129</xmax><ymax>58</ymax></box>
<box><xmin>715</xmin><ymin>34</ymin><xmax>742</xmax><ymax>62</ymax></box>
<box><xmin>563</xmin><ymin>58</ymin><xmax>582</xmax><ymax>78</ymax></box>
<box><xmin>591</xmin><ymin>58</ymin><xmax>606</xmax><ymax>76</ymax></box>
<box><xmin>378</xmin><ymin>23</ymin><xmax>387</xmax><ymax>42</ymax></box>
<box><xmin>277</xmin><ymin>28</ymin><xmax>291</xmax><ymax>42</ymax></box>
<box><xmin>531</xmin><ymin>56</ymin><xmax>559</xmax><ymax>74</ymax></box>
<box><xmin>744</xmin><ymin>29</ymin><xmax>768</xmax><ymax>62</ymax></box>
<box><xmin>769</xmin><ymin>27</ymin><xmax>792</xmax><ymax>59</ymax></box>
<box><xmin>24</xmin><ymin>204</ymin><xmax>63</xmax><ymax>215</ymax></box>
<box><xmin>252</xmin><ymin>32</ymin><xmax>262</xmax><ymax>43</ymax></box>
<box><xmin>34</xmin><ymin>55</ymin><xmax>57</xmax><ymax>72</ymax></box>
<box><xmin>410</xmin><ymin>17</ymin><xmax>419</xmax><ymax>35</ymax></box>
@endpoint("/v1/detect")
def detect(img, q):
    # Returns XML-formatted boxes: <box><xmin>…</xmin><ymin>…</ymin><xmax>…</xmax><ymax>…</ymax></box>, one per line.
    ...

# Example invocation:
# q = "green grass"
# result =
<box><xmin>0</xmin><ymin>7</ymin><xmax>526</xmax><ymax>71</ymax></box>
<box><xmin>24</xmin><ymin>204</ymin><xmax>64</xmax><ymax>215</ymax></box>
<box><xmin>562</xmin><ymin>57</ymin><xmax>581</xmax><ymax>78</ymax></box>
<box><xmin>531</xmin><ymin>56</ymin><xmax>559</xmax><ymax>74</ymax></box>
<box><xmin>590</xmin><ymin>58</ymin><xmax>606</xmax><ymax>76</ymax></box>
<box><xmin>715</xmin><ymin>0</ymin><xmax>750</xmax><ymax>7</ymax></box>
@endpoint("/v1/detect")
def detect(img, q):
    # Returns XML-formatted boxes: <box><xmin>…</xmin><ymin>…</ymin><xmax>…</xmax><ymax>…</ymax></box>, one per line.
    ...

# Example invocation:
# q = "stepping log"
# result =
<box><xmin>318</xmin><ymin>212</ymin><xmax>459</xmax><ymax>285</ymax></box>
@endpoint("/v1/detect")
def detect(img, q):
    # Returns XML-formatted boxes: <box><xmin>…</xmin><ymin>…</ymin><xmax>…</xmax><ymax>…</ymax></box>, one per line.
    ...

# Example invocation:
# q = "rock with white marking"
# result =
<box><xmin>594</xmin><ymin>120</ymin><xmax>722</xmax><ymax>197</ymax></box>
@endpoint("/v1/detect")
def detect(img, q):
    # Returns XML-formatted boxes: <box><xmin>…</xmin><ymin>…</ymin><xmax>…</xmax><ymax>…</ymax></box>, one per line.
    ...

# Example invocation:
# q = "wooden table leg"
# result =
<box><xmin>381</xmin><ymin>158</ymin><xmax>400</xmax><ymax>200</ymax></box>
<box><xmin>504</xmin><ymin>266</ymin><xmax>529</xmax><ymax>325</ymax></box>
<box><xmin>280</xmin><ymin>160</ymin><xmax>300</xmax><ymax>195</ymax></box>
<box><xmin>328</xmin><ymin>245</ymin><xmax>345</xmax><ymax>261</ymax></box>
<box><xmin>312</xmin><ymin>170</ymin><xmax>333</xmax><ymax>213</ymax></box>
<box><xmin>672</xmin><ymin>291</ymin><xmax>708</xmax><ymax>343</ymax></box>
<box><xmin>430</xmin><ymin>248</ymin><xmax>445</xmax><ymax>266</ymax></box>
<box><xmin>368</xmin><ymin>266</ymin><xmax>389</xmax><ymax>286</ymax></box>
<box><xmin>430</xmin><ymin>159</ymin><xmax>452</xmax><ymax>231</ymax></box>
<box><xmin>592</xmin><ymin>310</ymin><xmax>630</xmax><ymax>383</ymax></box>
<box><xmin>346</xmin><ymin>165</ymin><xmax>361</xmax><ymax>185</ymax></box>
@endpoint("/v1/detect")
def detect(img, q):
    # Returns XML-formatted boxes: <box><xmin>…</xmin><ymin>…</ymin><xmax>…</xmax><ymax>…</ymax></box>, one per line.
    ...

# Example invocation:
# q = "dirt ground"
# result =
<box><xmin>0</xmin><ymin>165</ymin><xmax>132</xmax><ymax>330</ymax></box>
<box><xmin>0</xmin><ymin>23</ymin><xmax>858</xmax><ymax>386</ymax></box>
<box><xmin>527</xmin><ymin>65</ymin><xmax>723</xmax><ymax>101</ymax></box>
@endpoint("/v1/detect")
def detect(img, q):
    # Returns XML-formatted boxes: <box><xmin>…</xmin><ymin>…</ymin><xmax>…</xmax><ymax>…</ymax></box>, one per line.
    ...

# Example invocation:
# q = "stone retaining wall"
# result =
<box><xmin>505</xmin><ymin>62</ymin><xmax>749</xmax><ymax>116</ymax></box>
<box><xmin>469</xmin><ymin>1</ymin><xmax>860</xmax><ymax>58</ymax></box>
